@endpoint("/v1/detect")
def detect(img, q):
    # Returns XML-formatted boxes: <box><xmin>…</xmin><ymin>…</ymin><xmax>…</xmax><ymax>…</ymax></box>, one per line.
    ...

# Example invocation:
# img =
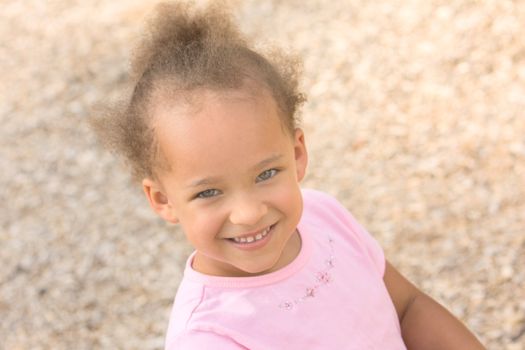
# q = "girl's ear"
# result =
<box><xmin>293</xmin><ymin>128</ymin><xmax>308</xmax><ymax>182</ymax></box>
<box><xmin>142</xmin><ymin>178</ymin><xmax>179</xmax><ymax>224</ymax></box>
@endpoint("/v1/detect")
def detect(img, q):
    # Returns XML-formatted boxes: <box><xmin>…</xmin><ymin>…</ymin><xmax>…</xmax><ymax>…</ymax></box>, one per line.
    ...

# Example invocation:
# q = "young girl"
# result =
<box><xmin>92</xmin><ymin>2</ymin><xmax>485</xmax><ymax>349</ymax></box>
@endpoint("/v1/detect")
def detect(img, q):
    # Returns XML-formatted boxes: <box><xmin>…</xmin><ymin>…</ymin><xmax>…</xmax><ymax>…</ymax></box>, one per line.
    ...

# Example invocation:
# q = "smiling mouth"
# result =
<box><xmin>228</xmin><ymin>225</ymin><xmax>274</xmax><ymax>244</ymax></box>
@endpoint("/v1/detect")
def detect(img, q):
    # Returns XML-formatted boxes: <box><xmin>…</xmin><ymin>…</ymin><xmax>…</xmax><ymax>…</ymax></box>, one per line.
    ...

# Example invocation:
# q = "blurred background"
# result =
<box><xmin>1</xmin><ymin>0</ymin><xmax>524</xmax><ymax>349</ymax></box>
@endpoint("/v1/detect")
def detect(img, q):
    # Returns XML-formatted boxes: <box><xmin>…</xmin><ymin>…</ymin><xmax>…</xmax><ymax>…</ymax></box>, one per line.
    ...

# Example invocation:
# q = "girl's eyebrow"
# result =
<box><xmin>252</xmin><ymin>154</ymin><xmax>283</xmax><ymax>170</ymax></box>
<box><xmin>188</xmin><ymin>176</ymin><xmax>221</xmax><ymax>188</ymax></box>
<box><xmin>187</xmin><ymin>154</ymin><xmax>284</xmax><ymax>188</ymax></box>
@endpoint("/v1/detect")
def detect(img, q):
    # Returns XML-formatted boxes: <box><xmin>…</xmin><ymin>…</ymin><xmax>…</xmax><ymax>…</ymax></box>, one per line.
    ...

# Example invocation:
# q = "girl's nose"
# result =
<box><xmin>228</xmin><ymin>195</ymin><xmax>268</xmax><ymax>226</ymax></box>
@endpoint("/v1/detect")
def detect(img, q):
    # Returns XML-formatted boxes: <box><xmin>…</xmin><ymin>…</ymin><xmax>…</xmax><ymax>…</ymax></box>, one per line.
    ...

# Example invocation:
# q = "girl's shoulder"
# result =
<box><xmin>301</xmin><ymin>188</ymin><xmax>338</xmax><ymax>203</ymax></box>
<box><xmin>301</xmin><ymin>188</ymin><xmax>347</xmax><ymax>214</ymax></box>
<box><xmin>301</xmin><ymin>188</ymin><xmax>385</xmax><ymax>277</ymax></box>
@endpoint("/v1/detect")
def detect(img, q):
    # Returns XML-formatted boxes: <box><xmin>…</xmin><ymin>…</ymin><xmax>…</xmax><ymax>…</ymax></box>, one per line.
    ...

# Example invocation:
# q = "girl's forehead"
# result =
<box><xmin>152</xmin><ymin>88</ymin><xmax>292</xmax><ymax>175</ymax></box>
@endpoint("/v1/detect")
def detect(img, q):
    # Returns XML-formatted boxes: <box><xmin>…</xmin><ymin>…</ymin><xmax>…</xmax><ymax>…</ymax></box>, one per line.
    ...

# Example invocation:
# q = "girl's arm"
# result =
<box><xmin>384</xmin><ymin>261</ymin><xmax>485</xmax><ymax>349</ymax></box>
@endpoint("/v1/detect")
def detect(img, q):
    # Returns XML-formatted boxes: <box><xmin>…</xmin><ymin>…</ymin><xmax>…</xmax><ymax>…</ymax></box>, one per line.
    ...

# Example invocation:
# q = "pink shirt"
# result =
<box><xmin>165</xmin><ymin>189</ymin><xmax>406</xmax><ymax>349</ymax></box>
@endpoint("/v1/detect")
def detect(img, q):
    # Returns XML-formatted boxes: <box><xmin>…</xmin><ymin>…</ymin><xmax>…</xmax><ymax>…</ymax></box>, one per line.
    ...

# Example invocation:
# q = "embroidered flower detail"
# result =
<box><xmin>278</xmin><ymin>235</ymin><xmax>335</xmax><ymax>311</ymax></box>
<box><xmin>316</xmin><ymin>271</ymin><xmax>331</xmax><ymax>284</ymax></box>
<box><xmin>306</xmin><ymin>287</ymin><xmax>316</xmax><ymax>298</ymax></box>
<box><xmin>279</xmin><ymin>301</ymin><xmax>294</xmax><ymax>310</ymax></box>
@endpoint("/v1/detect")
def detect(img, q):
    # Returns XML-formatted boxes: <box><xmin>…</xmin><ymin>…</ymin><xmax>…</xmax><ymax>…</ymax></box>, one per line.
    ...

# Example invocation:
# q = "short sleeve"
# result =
<box><xmin>168</xmin><ymin>330</ymin><xmax>247</xmax><ymax>350</ymax></box>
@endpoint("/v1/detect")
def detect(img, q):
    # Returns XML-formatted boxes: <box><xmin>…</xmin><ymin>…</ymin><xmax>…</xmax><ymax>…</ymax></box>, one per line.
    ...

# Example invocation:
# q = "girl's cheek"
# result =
<box><xmin>275</xmin><ymin>181</ymin><xmax>297</xmax><ymax>200</ymax></box>
<box><xmin>194</xmin><ymin>209</ymin><xmax>222</xmax><ymax>232</ymax></box>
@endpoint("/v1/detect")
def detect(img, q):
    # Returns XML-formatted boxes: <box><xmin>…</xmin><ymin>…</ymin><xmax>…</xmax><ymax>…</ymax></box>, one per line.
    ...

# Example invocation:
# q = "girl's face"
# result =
<box><xmin>143</xmin><ymin>89</ymin><xmax>308</xmax><ymax>277</ymax></box>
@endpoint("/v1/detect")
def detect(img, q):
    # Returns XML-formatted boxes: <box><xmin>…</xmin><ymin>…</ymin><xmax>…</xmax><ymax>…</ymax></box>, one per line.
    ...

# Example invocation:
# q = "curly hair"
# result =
<box><xmin>90</xmin><ymin>1</ymin><xmax>306</xmax><ymax>183</ymax></box>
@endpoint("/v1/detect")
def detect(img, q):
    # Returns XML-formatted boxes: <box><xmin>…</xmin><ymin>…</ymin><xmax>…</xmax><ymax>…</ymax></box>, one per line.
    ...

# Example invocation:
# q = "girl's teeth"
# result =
<box><xmin>232</xmin><ymin>226</ymin><xmax>271</xmax><ymax>244</ymax></box>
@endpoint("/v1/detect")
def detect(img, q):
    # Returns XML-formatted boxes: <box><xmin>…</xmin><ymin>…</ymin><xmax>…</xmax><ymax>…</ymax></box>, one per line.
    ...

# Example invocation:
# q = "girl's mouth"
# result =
<box><xmin>227</xmin><ymin>224</ymin><xmax>276</xmax><ymax>250</ymax></box>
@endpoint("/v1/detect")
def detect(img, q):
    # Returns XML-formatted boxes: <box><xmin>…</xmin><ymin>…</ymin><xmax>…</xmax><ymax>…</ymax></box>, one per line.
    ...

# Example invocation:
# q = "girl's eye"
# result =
<box><xmin>196</xmin><ymin>189</ymin><xmax>220</xmax><ymax>199</ymax></box>
<box><xmin>256</xmin><ymin>169</ymin><xmax>278</xmax><ymax>182</ymax></box>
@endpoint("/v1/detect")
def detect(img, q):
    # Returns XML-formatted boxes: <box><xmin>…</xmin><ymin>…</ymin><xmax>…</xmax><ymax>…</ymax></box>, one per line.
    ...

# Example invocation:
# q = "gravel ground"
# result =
<box><xmin>2</xmin><ymin>1</ymin><xmax>524</xmax><ymax>349</ymax></box>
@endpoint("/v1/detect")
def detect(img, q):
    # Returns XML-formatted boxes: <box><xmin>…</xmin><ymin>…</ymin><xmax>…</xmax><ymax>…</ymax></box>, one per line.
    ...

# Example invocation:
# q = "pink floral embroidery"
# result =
<box><xmin>306</xmin><ymin>287</ymin><xmax>316</xmax><ymax>298</ymax></box>
<box><xmin>282</xmin><ymin>301</ymin><xmax>294</xmax><ymax>310</ymax></box>
<box><xmin>279</xmin><ymin>235</ymin><xmax>335</xmax><ymax>310</ymax></box>
<box><xmin>316</xmin><ymin>271</ymin><xmax>331</xmax><ymax>284</ymax></box>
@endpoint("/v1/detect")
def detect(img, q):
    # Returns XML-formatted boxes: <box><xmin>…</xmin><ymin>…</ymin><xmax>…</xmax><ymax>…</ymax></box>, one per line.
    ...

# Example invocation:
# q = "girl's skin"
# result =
<box><xmin>142</xmin><ymin>86</ymin><xmax>485</xmax><ymax>349</ymax></box>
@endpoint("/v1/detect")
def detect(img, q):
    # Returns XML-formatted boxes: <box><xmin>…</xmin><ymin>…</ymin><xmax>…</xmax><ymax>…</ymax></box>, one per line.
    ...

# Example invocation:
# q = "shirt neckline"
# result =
<box><xmin>183</xmin><ymin>220</ymin><xmax>312</xmax><ymax>288</ymax></box>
